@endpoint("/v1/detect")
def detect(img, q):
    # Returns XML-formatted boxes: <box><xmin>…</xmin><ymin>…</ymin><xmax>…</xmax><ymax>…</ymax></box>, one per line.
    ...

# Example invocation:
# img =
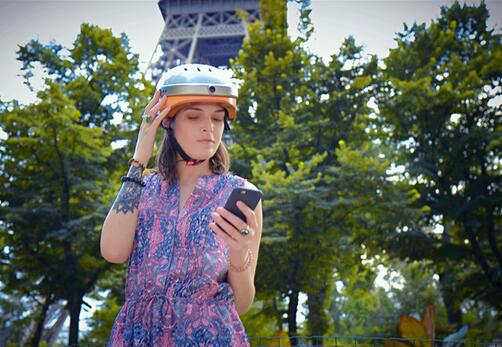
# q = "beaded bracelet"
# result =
<box><xmin>128</xmin><ymin>158</ymin><xmax>145</xmax><ymax>171</ymax></box>
<box><xmin>120</xmin><ymin>175</ymin><xmax>146</xmax><ymax>187</ymax></box>
<box><xmin>228</xmin><ymin>248</ymin><xmax>253</xmax><ymax>272</ymax></box>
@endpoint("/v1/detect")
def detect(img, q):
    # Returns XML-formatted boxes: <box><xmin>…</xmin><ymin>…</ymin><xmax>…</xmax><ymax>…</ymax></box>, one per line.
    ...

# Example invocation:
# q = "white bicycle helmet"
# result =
<box><xmin>156</xmin><ymin>64</ymin><xmax>238</xmax><ymax>166</ymax></box>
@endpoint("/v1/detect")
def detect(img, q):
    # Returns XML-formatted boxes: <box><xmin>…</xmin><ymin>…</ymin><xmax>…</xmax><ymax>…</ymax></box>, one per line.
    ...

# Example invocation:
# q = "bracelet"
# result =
<box><xmin>228</xmin><ymin>248</ymin><xmax>253</xmax><ymax>272</ymax></box>
<box><xmin>120</xmin><ymin>175</ymin><xmax>146</xmax><ymax>187</ymax></box>
<box><xmin>128</xmin><ymin>158</ymin><xmax>145</xmax><ymax>172</ymax></box>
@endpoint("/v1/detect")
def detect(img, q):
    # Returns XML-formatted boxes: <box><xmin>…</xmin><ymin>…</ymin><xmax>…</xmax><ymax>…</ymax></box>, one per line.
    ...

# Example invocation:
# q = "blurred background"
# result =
<box><xmin>0</xmin><ymin>0</ymin><xmax>500</xmax><ymax>346</ymax></box>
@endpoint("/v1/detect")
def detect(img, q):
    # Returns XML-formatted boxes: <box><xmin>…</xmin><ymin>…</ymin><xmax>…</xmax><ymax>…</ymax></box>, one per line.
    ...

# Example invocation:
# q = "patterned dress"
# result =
<box><xmin>107</xmin><ymin>172</ymin><xmax>251</xmax><ymax>346</ymax></box>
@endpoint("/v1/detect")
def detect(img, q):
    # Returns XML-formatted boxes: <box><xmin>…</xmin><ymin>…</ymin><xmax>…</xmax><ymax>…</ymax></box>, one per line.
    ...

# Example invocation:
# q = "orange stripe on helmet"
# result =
<box><xmin>164</xmin><ymin>95</ymin><xmax>237</xmax><ymax>120</ymax></box>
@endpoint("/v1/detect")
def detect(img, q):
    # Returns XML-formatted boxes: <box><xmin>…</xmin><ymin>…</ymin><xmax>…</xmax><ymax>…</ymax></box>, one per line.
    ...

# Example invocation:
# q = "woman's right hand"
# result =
<box><xmin>133</xmin><ymin>90</ymin><xmax>171</xmax><ymax>166</ymax></box>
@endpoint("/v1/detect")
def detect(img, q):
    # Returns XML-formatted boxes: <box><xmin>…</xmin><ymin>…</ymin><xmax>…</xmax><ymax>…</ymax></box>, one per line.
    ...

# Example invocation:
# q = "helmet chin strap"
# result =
<box><xmin>166</xmin><ymin>120</ymin><xmax>206</xmax><ymax>167</ymax></box>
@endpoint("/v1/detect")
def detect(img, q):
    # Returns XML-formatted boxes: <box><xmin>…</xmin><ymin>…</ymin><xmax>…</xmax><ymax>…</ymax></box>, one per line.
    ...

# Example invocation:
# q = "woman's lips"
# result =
<box><xmin>197</xmin><ymin>140</ymin><xmax>214</xmax><ymax>147</ymax></box>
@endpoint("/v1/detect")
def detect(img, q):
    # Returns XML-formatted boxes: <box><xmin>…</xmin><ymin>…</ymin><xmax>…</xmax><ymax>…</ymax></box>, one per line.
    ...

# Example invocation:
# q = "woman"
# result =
<box><xmin>100</xmin><ymin>64</ymin><xmax>263</xmax><ymax>346</ymax></box>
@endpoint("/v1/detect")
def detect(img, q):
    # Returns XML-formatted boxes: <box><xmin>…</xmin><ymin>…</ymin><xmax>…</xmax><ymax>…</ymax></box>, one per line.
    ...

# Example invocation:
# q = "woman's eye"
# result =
<box><xmin>187</xmin><ymin>115</ymin><xmax>223</xmax><ymax>122</ymax></box>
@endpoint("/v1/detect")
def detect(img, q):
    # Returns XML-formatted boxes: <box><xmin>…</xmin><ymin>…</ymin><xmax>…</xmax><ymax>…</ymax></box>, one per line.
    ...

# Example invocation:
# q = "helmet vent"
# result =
<box><xmin>197</xmin><ymin>67</ymin><xmax>201</xmax><ymax>71</ymax></box>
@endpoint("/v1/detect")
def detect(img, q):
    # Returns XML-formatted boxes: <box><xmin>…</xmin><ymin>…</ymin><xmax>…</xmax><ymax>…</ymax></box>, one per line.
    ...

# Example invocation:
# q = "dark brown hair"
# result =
<box><xmin>153</xmin><ymin>121</ymin><xmax>231</xmax><ymax>186</ymax></box>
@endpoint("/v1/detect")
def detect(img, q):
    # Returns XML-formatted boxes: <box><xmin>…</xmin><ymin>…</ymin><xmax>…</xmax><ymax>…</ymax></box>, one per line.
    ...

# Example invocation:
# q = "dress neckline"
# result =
<box><xmin>191</xmin><ymin>173</ymin><xmax>224</xmax><ymax>187</ymax></box>
<box><xmin>174</xmin><ymin>173</ymin><xmax>225</xmax><ymax>218</ymax></box>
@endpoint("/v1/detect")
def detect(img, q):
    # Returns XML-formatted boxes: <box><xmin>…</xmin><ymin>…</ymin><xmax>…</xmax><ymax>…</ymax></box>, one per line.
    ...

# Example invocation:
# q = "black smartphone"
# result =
<box><xmin>224</xmin><ymin>187</ymin><xmax>263</xmax><ymax>223</ymax></box>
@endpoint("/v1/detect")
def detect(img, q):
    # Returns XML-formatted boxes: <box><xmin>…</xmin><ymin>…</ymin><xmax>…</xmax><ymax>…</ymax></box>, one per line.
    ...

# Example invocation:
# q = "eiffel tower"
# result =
<box><xmin>147</xmin><ymin>0</ymin><xmax>260</xmax><ymax>83</ymax></box>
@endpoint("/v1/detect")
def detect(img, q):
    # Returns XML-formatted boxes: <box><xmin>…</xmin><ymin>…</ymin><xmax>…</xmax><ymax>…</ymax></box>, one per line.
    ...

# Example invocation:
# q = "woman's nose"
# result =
<box><xmin>202</xmin><ymin>119</ymin><xmax>214</xmax><ymax>132</ymax></box>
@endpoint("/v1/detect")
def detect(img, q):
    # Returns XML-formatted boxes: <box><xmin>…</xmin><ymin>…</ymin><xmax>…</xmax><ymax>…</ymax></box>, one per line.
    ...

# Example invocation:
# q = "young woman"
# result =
<box><xmin>100</xmin><ymin>64</ymin><xmax>263</xmax><ymax>346</ymax></box>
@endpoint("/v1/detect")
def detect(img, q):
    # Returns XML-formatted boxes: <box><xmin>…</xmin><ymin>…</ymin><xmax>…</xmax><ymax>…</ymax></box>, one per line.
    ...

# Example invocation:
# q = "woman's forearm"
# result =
<box><xmin>227</xmin><ymin>252</ymin><xmax>255</xmax><ymax>316</ymax></box>
<box><xmin>100</xmin><ymin>164</ymin><xmax>143</xmax><ymax>264</ymax></box>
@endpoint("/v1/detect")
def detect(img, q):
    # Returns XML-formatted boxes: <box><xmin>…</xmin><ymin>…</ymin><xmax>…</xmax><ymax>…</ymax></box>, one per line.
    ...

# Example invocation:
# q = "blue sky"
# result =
<box><xmin>0</xmin><ymin>0</ymin><xmax>500</xmax><ymax>106</ymax></box>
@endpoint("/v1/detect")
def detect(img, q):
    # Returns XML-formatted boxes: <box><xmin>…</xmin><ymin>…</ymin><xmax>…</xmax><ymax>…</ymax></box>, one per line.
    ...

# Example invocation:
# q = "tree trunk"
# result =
<box><xmin>288</xmin><ymin>288</ymin><xmax>299</xmax><ymax>346</ymax></box>
<box><xmin>67</xmin><ymin>292</ymin><xmax>83</xmax><ymax>346</ymax></box>
<box><xmin>439</xmin><ymin>219</ymin><xmax>462</xmax><ymax>328</ymax></box>
<box><xmin>272</xmin><ymin>295</ymin><xmax>282</xmax><ymax>331</ymax></box>
<box><xmin>439</xmin><ymin>269</ymin><xmax>462</xmax><ymax>328</ymax></box>
<box><xmin>30</xmin><ymin>297</ymin><xmax>51</xmax><ymax>347</ymax></box>
<box><xmin>306</xmin><ymin>280</ymin><xmax>331</xmax><ymax>346</ymax></box>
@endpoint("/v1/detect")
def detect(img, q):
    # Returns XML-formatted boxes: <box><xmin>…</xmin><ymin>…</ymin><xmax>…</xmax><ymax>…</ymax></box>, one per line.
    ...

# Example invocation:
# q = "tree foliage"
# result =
<box><xmin>0</xmin><ymin>23</ymin><xmax>152</xmax><ymax>346</ymax></box>
<box><xmin>378</xmin><ymin>1</ymin><xmax>502</xmax><ymax>319</ymax></box>
<box><xmin>0</xmin><ymin>1</ymin><xmax>500</xmax><ymax>345</ymax></box>
<box><xmin>231</xmin><ymin>0</ymin><xmax>423</xmax><ymax>343</ymax></box>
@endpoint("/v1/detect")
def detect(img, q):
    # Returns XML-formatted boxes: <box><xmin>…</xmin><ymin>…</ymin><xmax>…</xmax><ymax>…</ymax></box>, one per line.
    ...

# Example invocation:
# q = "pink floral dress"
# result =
<box><xmin>107</xmin><ymin>172</ymin><xmax>251</xmax><ymax>346</ymax></box>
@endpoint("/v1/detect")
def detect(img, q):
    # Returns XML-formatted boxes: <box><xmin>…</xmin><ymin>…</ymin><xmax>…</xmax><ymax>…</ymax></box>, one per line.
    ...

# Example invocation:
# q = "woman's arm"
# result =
<box><xmin>101</xmin><ymin>89</ymin><xmax>168</xmax><ymax>263</ymax></box>
<box><xmin>100</xmin><ymin>164</ymin><xmax>143</xmax><ymax>264</ymax></box>
<box><xmin>208</xmin><ymin>180</ymin><xmax>264</xmax><ymax>315</ymax></box>
<box><xmin>227</xmin><ymin>198</ymin><xmax>263</xmax><ymax>315</ymax></box>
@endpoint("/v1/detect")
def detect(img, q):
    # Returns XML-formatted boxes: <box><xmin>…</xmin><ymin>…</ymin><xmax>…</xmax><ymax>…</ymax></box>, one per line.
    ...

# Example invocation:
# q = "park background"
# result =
<box><xmin>0</xmin><ymin>0</ymin><xmax>500</xmax><ymax>346</ymax></box>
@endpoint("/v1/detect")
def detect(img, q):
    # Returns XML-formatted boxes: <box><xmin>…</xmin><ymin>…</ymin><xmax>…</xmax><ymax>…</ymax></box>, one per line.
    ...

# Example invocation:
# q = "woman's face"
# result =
<box><xmin>171</xmin><ymin>103</ymin><xmax>226</xmax><ymax>160</ymax></box>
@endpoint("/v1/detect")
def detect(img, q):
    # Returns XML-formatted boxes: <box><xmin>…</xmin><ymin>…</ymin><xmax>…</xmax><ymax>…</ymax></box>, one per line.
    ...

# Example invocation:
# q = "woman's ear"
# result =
<box><xmin>162</xmin><ymin>117</ymin><xmax>174</xmax><ymax>130</ymax></box>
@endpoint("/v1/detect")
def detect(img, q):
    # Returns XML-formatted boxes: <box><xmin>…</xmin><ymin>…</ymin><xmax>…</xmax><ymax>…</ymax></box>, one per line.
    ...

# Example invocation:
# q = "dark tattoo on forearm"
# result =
<box><xmin>112</xmin><ymin>165</ymin><xmax>144</xmax><ymax>214</ymax></box>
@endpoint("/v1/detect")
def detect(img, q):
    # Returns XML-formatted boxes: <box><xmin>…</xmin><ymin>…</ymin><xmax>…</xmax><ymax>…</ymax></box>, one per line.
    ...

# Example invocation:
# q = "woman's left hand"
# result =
<box><xmin>209</xmin><ymin>201</ymin><xmax>257</xmax><ymax>262</ymax></box>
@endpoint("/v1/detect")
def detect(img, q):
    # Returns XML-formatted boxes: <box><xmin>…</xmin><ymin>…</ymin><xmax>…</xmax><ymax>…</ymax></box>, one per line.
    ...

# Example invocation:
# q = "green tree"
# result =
<box><xmin>378</xmin><ymin>1</ymin><xmax>502</xmax><ymax>327</ymax></box>
<box><xmin>79</xmin><ymin>262</ymin><xmax>127</xmax><ymax>346</ymax></box>
<box><xmin>232</xmin><ymin>1</ymin><xmax>423</xmax><ymax>344</ymax></box>
<box><xmin>0</xmin><ymin>289</ymin><xmax>34</xmax><ymax>345</ymax></box>
<box><xmin>0</xmin><ymin>23</ymin><xmax>151</xmax><ymax>345</ymax></box>
<box><xmin>0</xmin><ymin>81</ymin><xmax>111</xmax><ymax>346</ymax></box>
<box><xmin>232</xmin><ymin>0</ymin><xmax>318</xmax><ymax>342</ymax></box>
<box><xmin>329</xmin><ymin>268</ymin><xmax>397</xmax><ymax>336</ymax></box>
<box><xmin>327</xmin><ymin>259</ymin><xmax>446</xmax><ymax>337</ymax></box>
<box><xmin>80</xmin><ymin>295</ymin><xmax>123</xmax><ymax>346</ymax></box>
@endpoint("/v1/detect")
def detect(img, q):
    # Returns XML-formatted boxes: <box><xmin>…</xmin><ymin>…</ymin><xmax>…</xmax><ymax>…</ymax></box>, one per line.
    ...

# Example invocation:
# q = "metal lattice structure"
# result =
<box><xmin>147</xmin><ymin>0</ymin><xmax>260</xmax><ymax>83</ymax></box>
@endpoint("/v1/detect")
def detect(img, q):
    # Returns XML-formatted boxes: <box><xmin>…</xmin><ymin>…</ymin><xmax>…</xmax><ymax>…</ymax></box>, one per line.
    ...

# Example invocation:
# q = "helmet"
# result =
<box><xmin>155</xmin><ymin>63</ymin><xmax>238</xmax><ymax>167</ymax></box>
<box><xmin>156</xmin><ymin>64</ymin><xmax>238</xmax><ymax>129</ymax></box>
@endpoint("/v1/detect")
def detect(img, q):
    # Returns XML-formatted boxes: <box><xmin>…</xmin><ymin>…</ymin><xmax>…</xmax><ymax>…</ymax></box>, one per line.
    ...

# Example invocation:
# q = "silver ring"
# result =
<box><xmin>239</xmin><ymin>226</ymin><xmax>250</xmax><ymax>236</ymax></box>
<box><xmin>141</xmin><ymin>113</ymin><xmax>151</xmax><ymax>123</ymax></box>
